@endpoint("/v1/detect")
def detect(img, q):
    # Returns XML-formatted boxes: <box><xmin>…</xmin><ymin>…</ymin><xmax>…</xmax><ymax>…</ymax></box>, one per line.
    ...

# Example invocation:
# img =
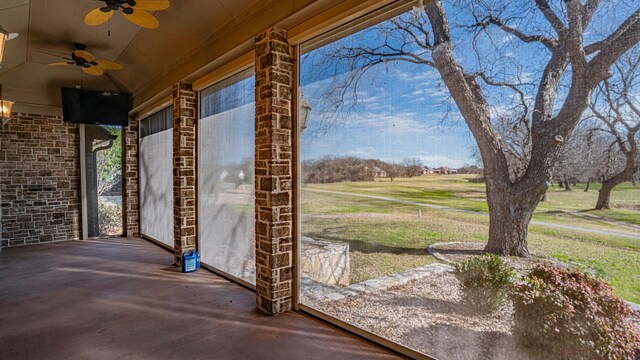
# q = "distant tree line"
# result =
<box><xmin>302</xmin><ymin>156</ymin><xmax>483</xmax><ymax>184</ymax></box>
<box><xmin>303</xmin><ymin>157</ymin><xmax>381</xmax><ymax>184</ymax></box>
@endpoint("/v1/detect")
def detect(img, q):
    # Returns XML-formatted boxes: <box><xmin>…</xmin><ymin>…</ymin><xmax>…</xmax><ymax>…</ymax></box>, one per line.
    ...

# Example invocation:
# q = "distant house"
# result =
<box><xmin>372</xmin><ymin>166</ymin><xmax>387</xmax><ymax>178</ymax></box>
<box><xmin>422</xmin><ymin>166</ymin><xmax>433</xmax><ymax>175</ymax></box>
<box><xmin>435</xmin><ymin>166</ymin><xmax>452</xmax><ymax>174</ymax></box>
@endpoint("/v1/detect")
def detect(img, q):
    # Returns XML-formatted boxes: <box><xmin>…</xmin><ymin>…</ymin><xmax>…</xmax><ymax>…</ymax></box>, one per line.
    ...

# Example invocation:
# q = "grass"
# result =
<box><xmin>304</xmin><ymin>175</ymin><xmax>640</xmax><ymax>227</ymax></box>
<box><xmin>349</xmin><ymin>252</ymin><xmax>438</xmax><ymax>283</ymax></box>
<box><xmin>594</xmin><ymin>209</ymin><xmax>640</xmax><ymax>226</ymax></box>
<box><xmin>301</xmin><ymin>175</ymin><xmax>640</xmax><ymax>302</ymax></box>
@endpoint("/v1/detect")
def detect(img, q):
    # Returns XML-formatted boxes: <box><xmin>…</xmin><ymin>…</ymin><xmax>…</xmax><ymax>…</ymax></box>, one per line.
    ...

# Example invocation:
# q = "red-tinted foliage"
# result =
<box><xmin>511</xmin><ymin>265</ymin><xmax>640</xmax><ymax>360</ymax></box>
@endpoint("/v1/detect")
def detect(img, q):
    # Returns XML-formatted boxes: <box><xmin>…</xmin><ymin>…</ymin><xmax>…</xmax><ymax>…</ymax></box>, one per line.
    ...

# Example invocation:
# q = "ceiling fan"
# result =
<box><xmin>85</xmin><ymin>0</ymin><xmax>170</xmax><ymax>29</ymax></box>
<box><xmin>47</xmin><ymin>43</ymin><xmax>123</xmax><ymax>76</ymax></box>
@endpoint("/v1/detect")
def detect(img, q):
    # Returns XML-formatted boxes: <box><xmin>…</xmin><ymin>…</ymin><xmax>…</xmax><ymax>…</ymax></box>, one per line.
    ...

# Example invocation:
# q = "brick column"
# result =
<box><xmin>172</xmin><ymin>82</ymin><xmax>198</xmax><ymax>264</ymax></box>
<box><xmin>254</xmin><ymin>28</ymin><xmax>295</xmax><ymax>315</ymax></box>
<box><xmin>124</xmin><ymin>117</ymin><xmax>139</xmax><ymax>237</ymax></box>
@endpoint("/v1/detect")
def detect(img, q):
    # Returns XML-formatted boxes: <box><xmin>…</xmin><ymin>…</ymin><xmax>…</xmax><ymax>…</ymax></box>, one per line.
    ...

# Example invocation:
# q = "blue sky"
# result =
<box><xmin>300</xmin><ymin>62</ymin><xmax>476</xmax><ymax>168</ymax></box>
<box><xmin>298</xmin><ymin>1</ymin><xmax>636</xmax><ymax>168</ymax></box>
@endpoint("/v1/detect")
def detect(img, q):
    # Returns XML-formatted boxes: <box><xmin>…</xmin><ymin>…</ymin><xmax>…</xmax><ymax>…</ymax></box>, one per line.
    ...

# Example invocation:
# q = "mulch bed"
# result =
<box><xmin>310</xmin><ymin>270</ymin><xmax>533</xmax><ymax>360</ymax></box>
<box><xmin>305</xmin><ymin>242</ymin><xmax>638</xmax><ymax>359</ymax></box>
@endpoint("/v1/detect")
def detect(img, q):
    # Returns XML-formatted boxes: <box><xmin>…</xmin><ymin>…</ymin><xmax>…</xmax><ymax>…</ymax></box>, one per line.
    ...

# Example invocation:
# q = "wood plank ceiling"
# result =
<box><xmin>0</xmin><ymin>0</ymin><xmax>262</xmax><ymax>111</ymax></box>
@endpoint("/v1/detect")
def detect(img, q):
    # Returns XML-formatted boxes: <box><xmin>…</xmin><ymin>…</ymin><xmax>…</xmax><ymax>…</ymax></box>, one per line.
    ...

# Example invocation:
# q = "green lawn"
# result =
<box><xmin>301</xmin><ymin>175</ymin><xmax>640</xmax><ymax>302</ymax></box>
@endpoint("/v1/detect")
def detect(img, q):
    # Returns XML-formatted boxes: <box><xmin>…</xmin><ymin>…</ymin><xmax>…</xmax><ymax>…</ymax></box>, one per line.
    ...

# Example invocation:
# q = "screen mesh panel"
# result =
<box><xmin>199</xmin><ymin>68</ymin><xmax>256</xmax><ymax>284</ymax></box>
<box><xmin>139</xmin><ymin>106</ymin><xmax>174</xmax><ymax>246</ymax></box>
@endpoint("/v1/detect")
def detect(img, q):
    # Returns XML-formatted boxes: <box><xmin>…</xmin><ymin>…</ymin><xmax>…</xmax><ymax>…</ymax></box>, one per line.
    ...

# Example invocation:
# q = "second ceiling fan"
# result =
<box><xmin>85</xmin><ymin>0</ymin><xmax>170</xmax><ymax>29</ymax></box>
<box><xmin>47</xmin><ymin>43</ymin><xmax>123</xmax><ymax>76</ymax></box>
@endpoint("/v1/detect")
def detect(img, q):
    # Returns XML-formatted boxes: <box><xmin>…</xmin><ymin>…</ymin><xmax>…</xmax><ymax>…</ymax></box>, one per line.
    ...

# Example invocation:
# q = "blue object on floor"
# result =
<box><xmin>182</xmin><ymin>250</ymin><xmax>200</xmax><ymax>273</ymax></box>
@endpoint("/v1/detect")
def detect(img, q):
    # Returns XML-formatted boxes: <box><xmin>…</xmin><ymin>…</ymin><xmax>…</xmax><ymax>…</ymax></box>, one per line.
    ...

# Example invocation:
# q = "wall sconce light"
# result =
<box><xmin>299</xmin><ymin>95</ymin><xmax>312</xmax><ymax>133</ymax></box>
<box><xmin>0</xmin><ymin>25</ymin><xmax>19</xmax><ymax>65</ymax></box>
<box><xmin>0</xmin><ymin>84</ymin><xmax>14</xmax><ymax>126</ymax></box>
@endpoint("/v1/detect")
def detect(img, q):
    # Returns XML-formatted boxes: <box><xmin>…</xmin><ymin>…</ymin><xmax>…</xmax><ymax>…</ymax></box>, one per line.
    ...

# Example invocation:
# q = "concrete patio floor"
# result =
<box><xmin>0</xmin><ymin>237</ymin><xmax>399</xmax><ymax>359</ymax></box>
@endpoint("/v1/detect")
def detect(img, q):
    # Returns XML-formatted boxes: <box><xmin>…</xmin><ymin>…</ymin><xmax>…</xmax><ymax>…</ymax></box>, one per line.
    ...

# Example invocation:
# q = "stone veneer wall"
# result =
<box><xmin>124</xmin><ymin>117</ymin><xmax>140</xmax><ymax>237</ymax></box>
<box><xmin>300</xmin><ymin>237</ymin><xmax>350</xmax><ymax>286</ymax></box>
<box><xmin>0</xmin><ymin>113</ymin><xmax>81</xmax><ymax>247</ymax></box>
<box><xmin>254</xmin><ymin>28</ymin><xmax>295</xmax><ymax>315</ymax></box>
<box><xmin>172</xmin><ymin>82</ymin><xmax>198</xmax><ymax>264</ymax></box>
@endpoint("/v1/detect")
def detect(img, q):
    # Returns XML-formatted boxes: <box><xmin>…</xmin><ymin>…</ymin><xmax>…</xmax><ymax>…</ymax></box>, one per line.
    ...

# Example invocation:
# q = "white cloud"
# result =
<box><xmin>417</xmin><ymin>155</ymin><xmax>466</xmax><ymax>168</ymax></box>
<box><xmin>519</xmin><ymin>71</ymin><xmax>533</xmax><ymax>84</ymax></box>
<box><xmin>498</xmin><ymin>33</ymin><xmax>515</xmax><ymax>45</ymax></box>
<box><xmin>396</xmin><ymin>68</ymin><xmax>440</xmax><ymax>83</ymax></box>
<box><xmin>347</xmin><ymin>147</ymin><xmax>376</xmax><ymax>157</ymax></box>
<box><xmin>423</xmin><ymin>87</ymin><xmax>449</xmax><ymax>97</ymax></box>
<box><xmin>345</xmin><ymin>111</ymin><xmax>426</xmax><ymax>136</ymax></box>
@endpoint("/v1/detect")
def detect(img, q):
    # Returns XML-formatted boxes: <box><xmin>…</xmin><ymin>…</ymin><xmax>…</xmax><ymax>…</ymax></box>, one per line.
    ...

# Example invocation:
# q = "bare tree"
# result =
<box><xmin>553</xmin><ymin>119</ymin><xmax>604</xmax><ymax>192</ymax></box>
<box><xmin>313</xmin><ymin>0</ymin><xmax>640</xmax><ymax>256</ymax></box>
<box><xmin>384</xmin><ymin>163</ymin><xmax>402</xmax><ymax>182</ymax></box>
<box><xmin>588</xmin><ymin>52</ymin><xmax>640</xmax><ymax>209</ymax></box>
<box><xmin>555</xmin><ymin>122</ymin><xmax>627</xmax><ymax>192</ymax></box>
<box><xmin>554</xmin><ymin>128</ymin><xmax>587</xmax><ymax>191</ymax></box>
<box><xmin>402</xmin><ymin>157</ymin><xmax>423</xmax><ymax>178</ymax></box>
<box><xmin>493</xmin><ymin>113</ymin><xmax>532</xmax><ymax>182</ymax></box>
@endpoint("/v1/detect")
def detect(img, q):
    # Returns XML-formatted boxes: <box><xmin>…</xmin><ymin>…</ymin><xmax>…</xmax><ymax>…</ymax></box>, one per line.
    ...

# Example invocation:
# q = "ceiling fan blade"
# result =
<box><xmin>74</xmin><ymin>50</ymin><xmax>95</xmax><ymax>61</ymax></box>
<box><xmin>85</xmin><ymin>7</ymin><xmax>114</xmax><ymax>26</ymax></box>
<box><xmin>82</xmin><ymin>66</ymin><xmax>104</xmax><ymax>76</ymax></box>
<box><xmin>48</xmin><ymin>62</ymin><xmax>73</xmax><ymax>67</ymax></box>
<box><xmin>123</xmin><ymin>9</ymin><xmax>159</xmax><ymax>29</ymax></box>
<box><xmin>134</xmin><ymin>0</ymin><xmax>170</xmax><ymax>11</ymax></box>
<box><xmin>95</xmin><ymin>59</ymin><xmax>123</xmax><ymax>70</ymax></box>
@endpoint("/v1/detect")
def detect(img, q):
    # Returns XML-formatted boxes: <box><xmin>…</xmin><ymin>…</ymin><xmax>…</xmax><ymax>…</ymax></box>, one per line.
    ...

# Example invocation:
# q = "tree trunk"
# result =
<box><xmin>584</xmin><ymin>180</ymin><xmax>591</xmax><ymax>192</ymax></box>
<box><xmin>595</xmin><ymin>151</ymin><xmax>639</xmax><ymax>210</ymax></box>
<box><xmin>596</xmin><ymin>180</ymin><xmax>615</xmax><ymax>210</ymax></box>
<box><xmin>558</xmin><ymin>180</ymin><xmax>564</xmax><ymax>189</ymax></box>
<box><xmin>484</xmin><ymin>182</ymin><xmax>539</xmax><ymax>257</ymax></box>
<box><xmin>563</xmin><ymin>179</ymin><xmax>572</xmax><ymax>191</ymax></box>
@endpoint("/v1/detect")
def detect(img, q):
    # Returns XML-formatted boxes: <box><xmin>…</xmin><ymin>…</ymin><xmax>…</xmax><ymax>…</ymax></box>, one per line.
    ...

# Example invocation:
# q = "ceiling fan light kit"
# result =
<box><xmin>0</xmin><ymin>25</ymin><xmax>19</xmax><ymax>64</ymax></box>
<box><xmin>0</xmin><ymin>84</ymin><xmax>14</xmax><ymax>126</ymax></box>
<box><xmin>85</xmin><ymin>0</ymin><xmax>170</xmax><ymax>29</ymax></box>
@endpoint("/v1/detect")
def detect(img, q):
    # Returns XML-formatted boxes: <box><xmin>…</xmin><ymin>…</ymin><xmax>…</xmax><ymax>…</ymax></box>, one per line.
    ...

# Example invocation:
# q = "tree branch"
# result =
<box><xmin>535</xmin><ymin>0</ymin><xmax>566</xmax><ymax>34</ymax></box>
<box><xmin>425</xmin><ymin>1</ymin><xmax>512</xmax><ymax>183</ymax></box>
<box><xmin>480</xmin><ymin>15</ymin><xmax>556</xmax><ymax>49</ymax></box>
<box><xmin>588</xmin><ymin>8</ymin><xmax>640</xmax><ymax>77</ymax></box>
<box><xmin>469</xmin><ymin>71</ymin><xmax>530</xmax><ymax>119</ymax></box>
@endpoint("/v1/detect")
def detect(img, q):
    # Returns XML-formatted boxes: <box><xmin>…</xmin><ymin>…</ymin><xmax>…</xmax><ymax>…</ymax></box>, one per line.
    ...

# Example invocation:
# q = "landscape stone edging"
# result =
<box><xmin>304</xmin><ymin>241</ymin><xmax>640</xmax><ymax>314</ymax></box>
<box><xmin>301</xmin><ymin>263</ymin><xmax>454</xmax><ymax>302</ymax></box>
<box><xmin>427</xmin><ymin>241</ymin><xmax>471</xmax><ymax>264</ymax></box>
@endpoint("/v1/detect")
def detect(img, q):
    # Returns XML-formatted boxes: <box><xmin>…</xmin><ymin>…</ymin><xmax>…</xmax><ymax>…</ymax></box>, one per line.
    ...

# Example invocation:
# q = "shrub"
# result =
<box><xmin>511</xmin><ymin>265</ymin><xmax>640</xmax><ymax>360</ymax></box>
<box><xmin>453</xmin><ymin>254</ymin><xmax>515</xmax><ymax>313</ymax></box>
<box><xmin>98</xmin><ymin>198</ymin><xmax>123</xmax><ymax>236</ymax></box>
